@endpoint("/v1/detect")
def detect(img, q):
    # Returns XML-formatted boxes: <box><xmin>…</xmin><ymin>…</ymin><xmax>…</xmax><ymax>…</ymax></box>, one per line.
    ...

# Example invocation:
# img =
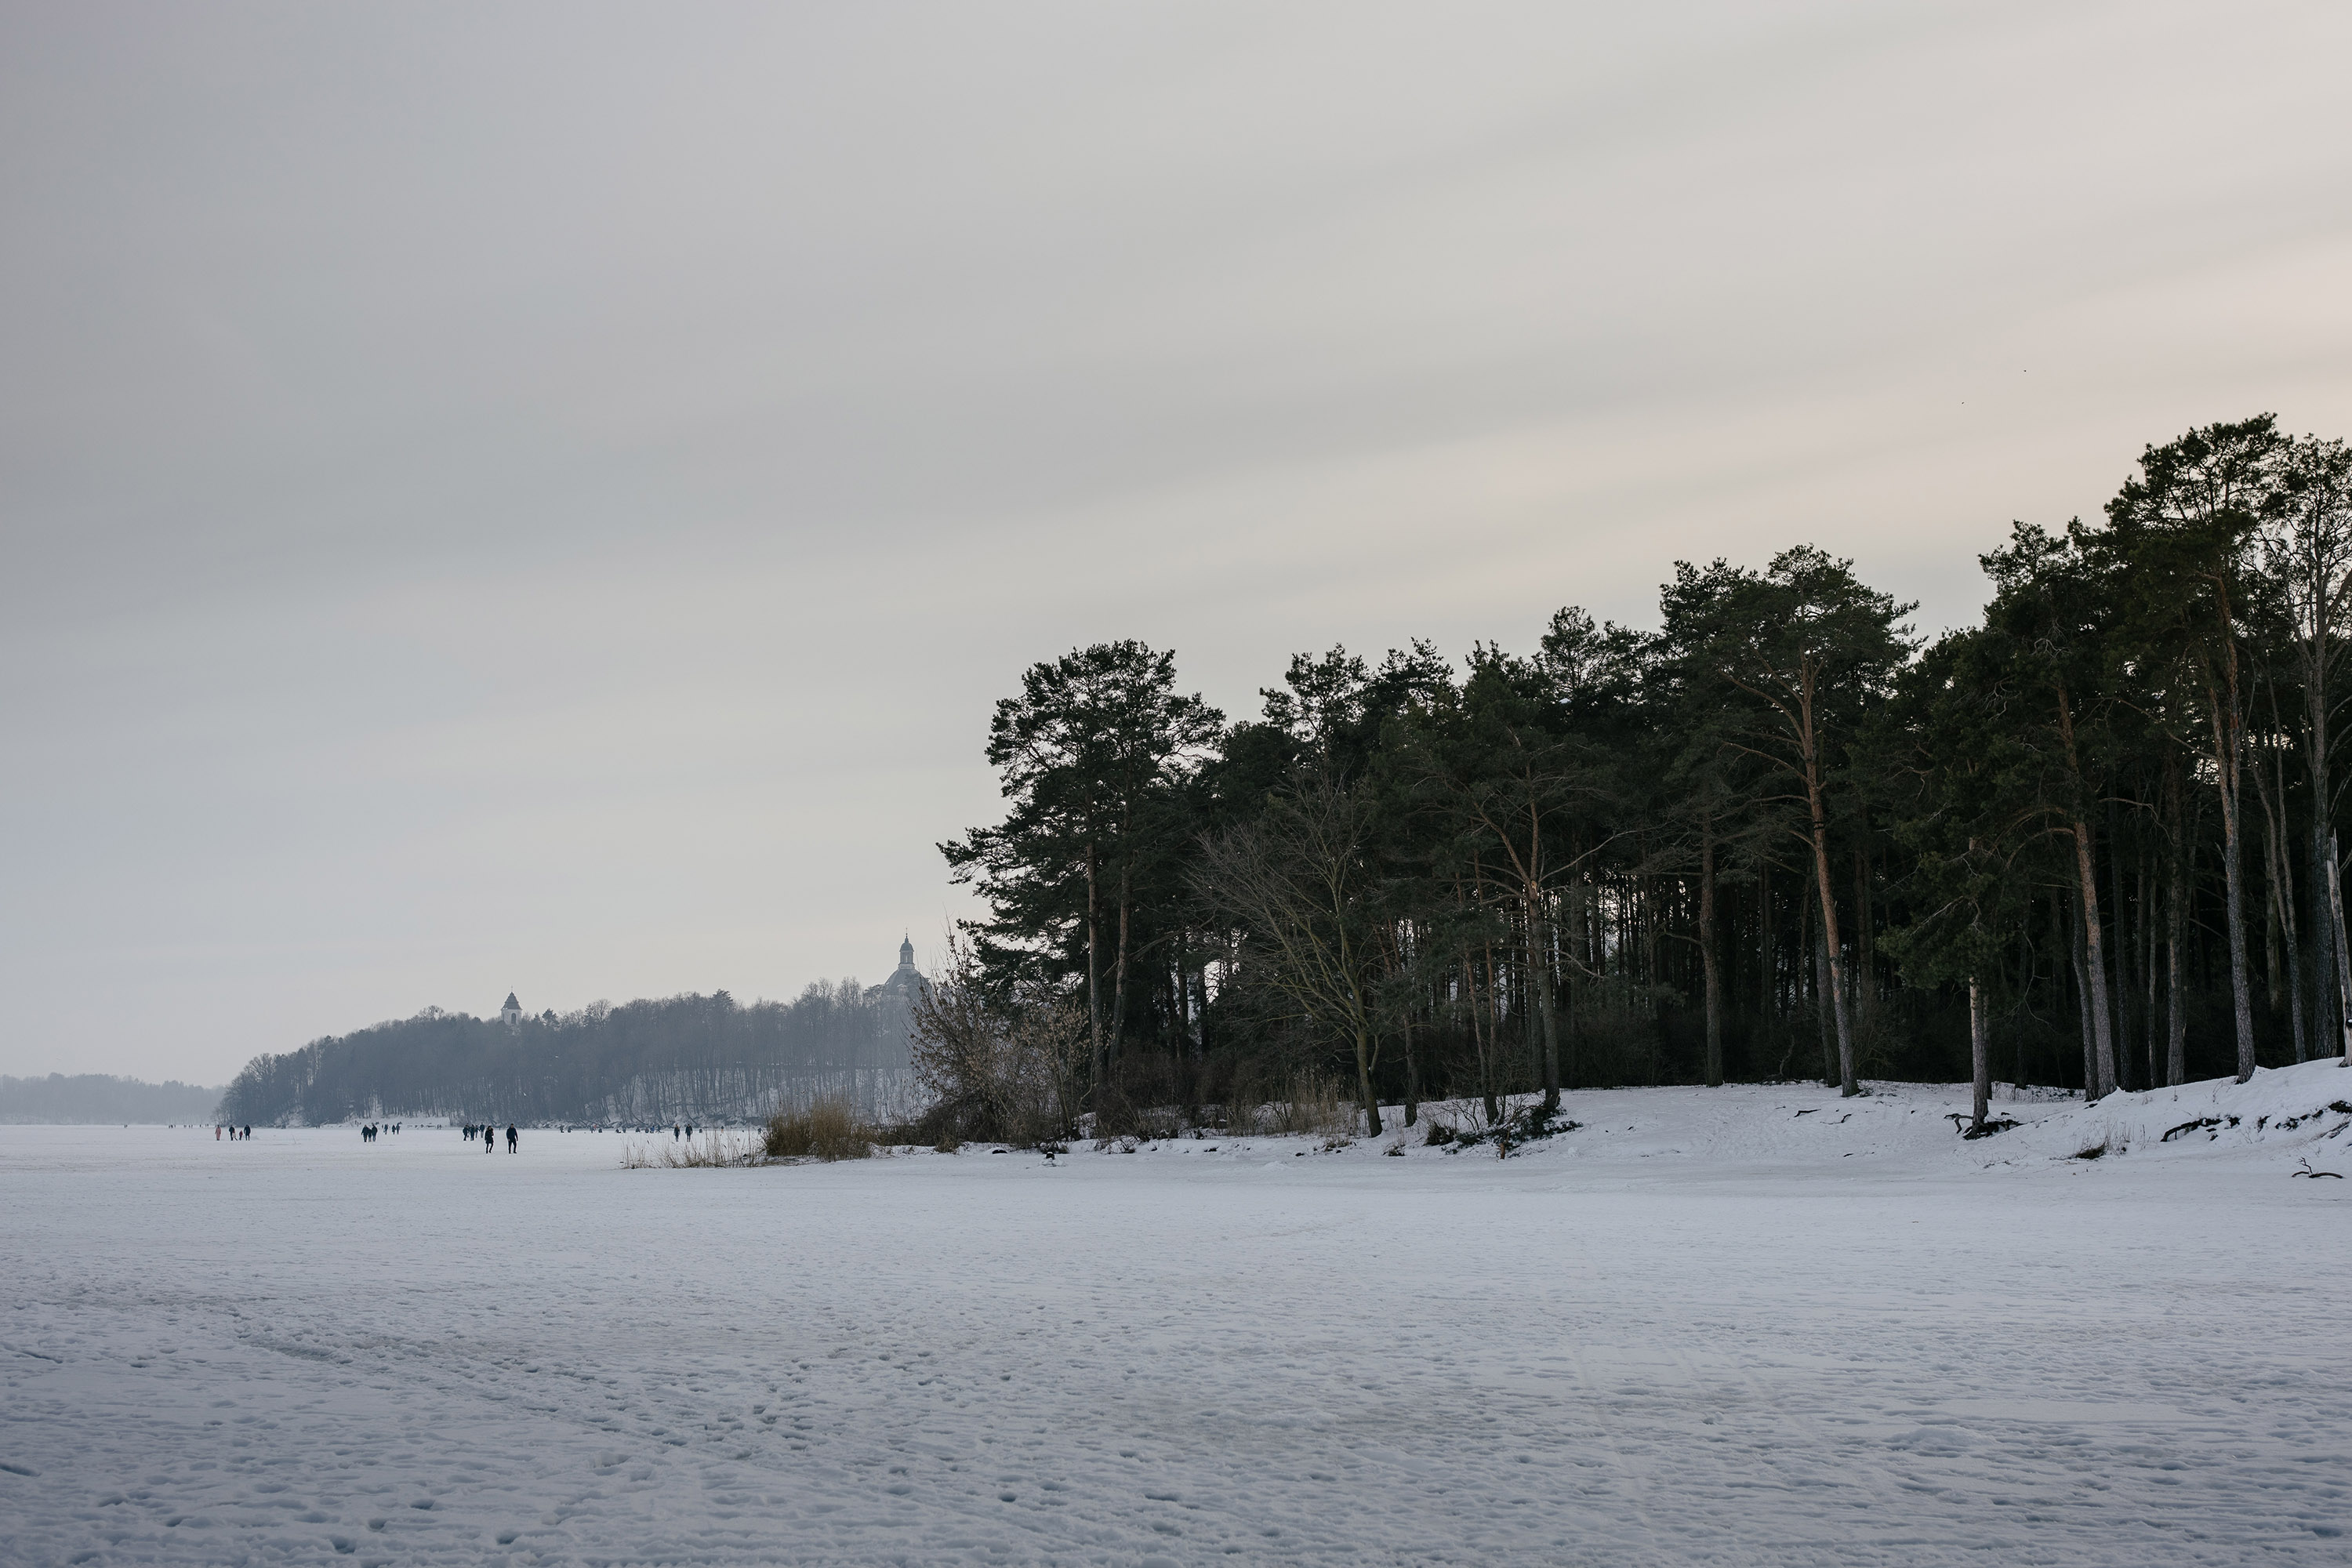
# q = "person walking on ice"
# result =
<box><xmin>506</xmin><ymin>1123</ymin><xmax>517</xmax><ymax>1152</ymax></box>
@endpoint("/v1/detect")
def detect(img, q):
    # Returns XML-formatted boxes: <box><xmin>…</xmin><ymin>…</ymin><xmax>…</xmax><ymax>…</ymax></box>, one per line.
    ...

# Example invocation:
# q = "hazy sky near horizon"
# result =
<box><xmin>6</xmin><ymin>2</ymin><xmax>2352</xmax><ymax>1083</ymax></box>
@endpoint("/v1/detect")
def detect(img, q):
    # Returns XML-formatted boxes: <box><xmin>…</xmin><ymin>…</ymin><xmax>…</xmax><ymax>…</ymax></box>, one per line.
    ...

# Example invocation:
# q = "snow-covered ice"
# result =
<box><xmin>5</xmin><ymin>1064</ymin><xmax>2350</xmax><ymax>1566</ymax></box>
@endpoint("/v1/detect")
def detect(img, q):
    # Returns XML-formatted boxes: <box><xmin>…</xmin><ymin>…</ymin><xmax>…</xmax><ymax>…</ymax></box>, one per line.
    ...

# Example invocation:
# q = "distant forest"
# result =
<box><xmin>217</xmin><ymin>983</ymin><xmax>909</xmax><ymax>1127</ymax></box>
<box><xmin>935</xmin><ymin>415</ymin><xmax>2352</xmax><ymax>1138</ymax></box>
<box><xmin>0</xmin><ymin>1073</ymin><xmax>225</xmax><ymax>1124</ymax></box>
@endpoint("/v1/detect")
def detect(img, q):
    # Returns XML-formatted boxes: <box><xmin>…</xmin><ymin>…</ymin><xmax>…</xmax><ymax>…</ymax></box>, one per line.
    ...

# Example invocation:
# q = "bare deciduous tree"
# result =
<box><xmin>909</xmin><ymin>932</ymin><xmax>1087</xmax><ymax>1145</ymax></box>
<box><xmin>1192</xmin><ymin>770</ymin><xmax>1389</xmax><ymax>1135</ymax></box>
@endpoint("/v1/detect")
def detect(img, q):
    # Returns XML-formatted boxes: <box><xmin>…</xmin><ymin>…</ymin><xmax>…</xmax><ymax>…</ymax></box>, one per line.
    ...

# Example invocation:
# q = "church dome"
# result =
<box><xmin>873</xmin><ymin>935</ymin><xmax>927</xmax><ymax>1000</ymax></box>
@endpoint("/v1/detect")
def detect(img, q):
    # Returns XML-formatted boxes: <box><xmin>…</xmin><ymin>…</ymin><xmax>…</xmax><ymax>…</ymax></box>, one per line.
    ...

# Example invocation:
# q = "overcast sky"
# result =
<box><xmin>5</xmin><ymin>1</ymin><xmax>2351</xmax><ymax>1083</ymax></box>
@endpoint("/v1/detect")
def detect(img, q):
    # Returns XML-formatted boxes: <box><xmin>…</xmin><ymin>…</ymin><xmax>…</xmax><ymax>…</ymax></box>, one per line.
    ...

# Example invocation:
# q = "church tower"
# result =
<box><xmin>501</xmin><ymin>992</ymin><xmax>522</xmax><ymax>1029</ymax></box>
<box><xmin>866</xmin><ymin>935</ymin><xmax>927</xmax><ymax>1073</ymax></box>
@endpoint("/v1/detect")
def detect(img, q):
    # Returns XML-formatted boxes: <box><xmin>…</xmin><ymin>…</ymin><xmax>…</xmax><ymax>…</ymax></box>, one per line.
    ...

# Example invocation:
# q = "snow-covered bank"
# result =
<box><xmin>4</xmin><ymin>1071</ymin><xmax>2347</xmax><ymax>1566</ymax></box>
<box><xmin>1367</xmin><ymin>1058</ymin><xmax>2352</xmax><ymax>1180</ymax></box>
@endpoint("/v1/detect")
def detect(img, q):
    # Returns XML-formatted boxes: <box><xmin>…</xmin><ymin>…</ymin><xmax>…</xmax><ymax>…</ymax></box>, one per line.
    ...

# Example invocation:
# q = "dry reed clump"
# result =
<box><xmin>1267</xmin><ymin>1071</ymin><xmax>1355</xmax><ymax>1137</ymax></box>
<box><xmin>1088</xmin><ymin>1091</ymin><xmax>1188</xmax><ymax>1147</ymax></box>
<box><xmin>764</xmin><ymin>1098</ymin><xmax>874</xmax><ymax>1161</ymax></box>
<box><xmin>2071</xmin><ymin>1119</ymin><xmax>2130</xmax><ymax>1161</ymax></box>
<box><xmin>619</xmin><ymin>1130</ymin><xmax>760</xmax><ymax>1168</ymax></box>
<box><xmin>1216</xmin><ymin>1069</ymin><xmax>1352</xmax><ymax>1138</ymax></box>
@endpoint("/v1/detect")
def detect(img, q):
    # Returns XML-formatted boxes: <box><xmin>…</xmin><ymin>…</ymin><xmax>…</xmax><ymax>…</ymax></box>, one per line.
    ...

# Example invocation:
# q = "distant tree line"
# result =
<box><xmin>942</xmin><ymin>416</ymin><xmax>2352</xmax><ymax>1138</ymax></box>
<box><xmin>0</xmin><ymin>1073</ymin><xmax>225</xmax><ymax>1124</ymax></box>
<box><xmin>217</xmin><ymin>982</ymin><xmax>910</xmax><ymax>1127</ymax></box>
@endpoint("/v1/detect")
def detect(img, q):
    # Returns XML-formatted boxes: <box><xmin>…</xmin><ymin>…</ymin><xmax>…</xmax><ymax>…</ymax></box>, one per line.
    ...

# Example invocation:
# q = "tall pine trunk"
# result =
<box><xmin>1700</xmin><ymin>820</ymin><xmax>1723</xmax><ymax>1087</ymax></box>
<box><xmin>2166</xmin><ymin>758</ymin><xmax>2190</xmax><ymax>1086</ymax></box>
<box><xmin>1968</xmin><ymin>972</ymin><xmax>1990</xmax><ymax>1131</ymax></box>
<box><xmin>2316</xmin><ymin>828</ymin><xmax>2344</xmax><ymax>1058</ymax></box>
<box><xmin>2303</xmin><ymin>593</ymin><xmax>2351</xmax><ymax>1062</ymax></box>
<box><xmin>1475</xmin><ymin>949</ymin><xmax>1501</xmax><ymax>1125</ymax></box>
<box><xmin>1804</xmin><ymin>774</ymin><xmax>1857</xmax><ymax>1094</ymax></box>
<box><xmin>1812</xmin><ymin>899</ymin><xmax>1836</xmax><ymax>1088</ymax></box>
<box><xmin>1086</xmin><ymin>840</ymin><xmax>1105</xmax><ymax>1094</ymax></box>
<box><xmin>1111</xmin><ymin>853</ymin><xmax>1134</xmax><ymax>1077</ymax></box>
<box><xmin>1402</xmin><ymin>1022</ymin><xmax>1419</xmax><ymax>1128</ymax></box>
<box><xmin>2328</xmin><ymin>833</ymin><xmax>2352</xmax><ymax>1067</ymax></box>
<box><xmin>2069</xmin><ymin>896</ymin><xmax>2095</xmax><ymax>1095</ymax></box>
<box><xmin>2071</xmin><ymin>819</ymin><xmax>2119</xmax><ymax>1099</ymax></box>
<box><xmin>1531</xmin><ymin>894</ymin><xmax>1561</xmax><ymax>1113</ymax></box>
<box><xmin>2056</xmin><ymin>691</ymin><xmax>2116</xmax><ymax>1098</ymax></box>
<box><xmin>2107</xmin><ymin>797</ymin><xmax>2134</xmax><ymax>1091</ymax></box>
<box><xmin>2140</xmin><ymin>858</ymin><xmax>2160</xmax><ymax>1091</ymax></box>
<box><xmin>1564</xmin><ymin>866</ymin><xmax>1584</xmax><ymax>1090</ymax></box>
<box><xmin>2270</xmin><ymin>813</ymin><xmax>2308</xmax><ymax>1062</ymax></box>
<box><xmin>2216</xmin><ymin>732</ymin><xmax>2257</xmax><ymax>1083</ymax></box>
<box><xmin>2201</xmin><ymin>651</ymin><xmax>2258</xmax><ymax>1083</ymax></box>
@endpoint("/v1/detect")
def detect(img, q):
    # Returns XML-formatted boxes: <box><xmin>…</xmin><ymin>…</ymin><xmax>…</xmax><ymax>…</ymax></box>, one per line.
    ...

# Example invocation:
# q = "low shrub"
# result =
<box><xmin>1418</xmin><ymin>1100</ymin><xmax>1579</xmax><ymax>1159</ymax></box>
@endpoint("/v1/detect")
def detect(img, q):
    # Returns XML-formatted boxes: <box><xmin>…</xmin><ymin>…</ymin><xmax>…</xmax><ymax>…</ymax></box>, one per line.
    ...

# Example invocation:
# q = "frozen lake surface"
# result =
<box><xmin>5</xmin><ymin>1065</ymin><xmax>2350</xmax><ymax>1566</ymax></box>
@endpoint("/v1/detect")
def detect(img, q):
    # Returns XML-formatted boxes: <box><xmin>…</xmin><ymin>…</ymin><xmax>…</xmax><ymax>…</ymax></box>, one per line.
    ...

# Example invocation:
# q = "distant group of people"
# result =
<box><xmin>204</xmin><ymin>1119</ymin><xmax>727</xmax><ymax>1145</ymax></box>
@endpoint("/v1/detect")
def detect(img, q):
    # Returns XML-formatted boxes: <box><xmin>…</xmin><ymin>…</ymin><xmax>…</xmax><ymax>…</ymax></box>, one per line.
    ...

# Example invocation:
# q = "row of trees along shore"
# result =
<box><xmin>930</xmin><ymin>416</ymin><xmax>2352</xmax><ymax>1144</ymax></box>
